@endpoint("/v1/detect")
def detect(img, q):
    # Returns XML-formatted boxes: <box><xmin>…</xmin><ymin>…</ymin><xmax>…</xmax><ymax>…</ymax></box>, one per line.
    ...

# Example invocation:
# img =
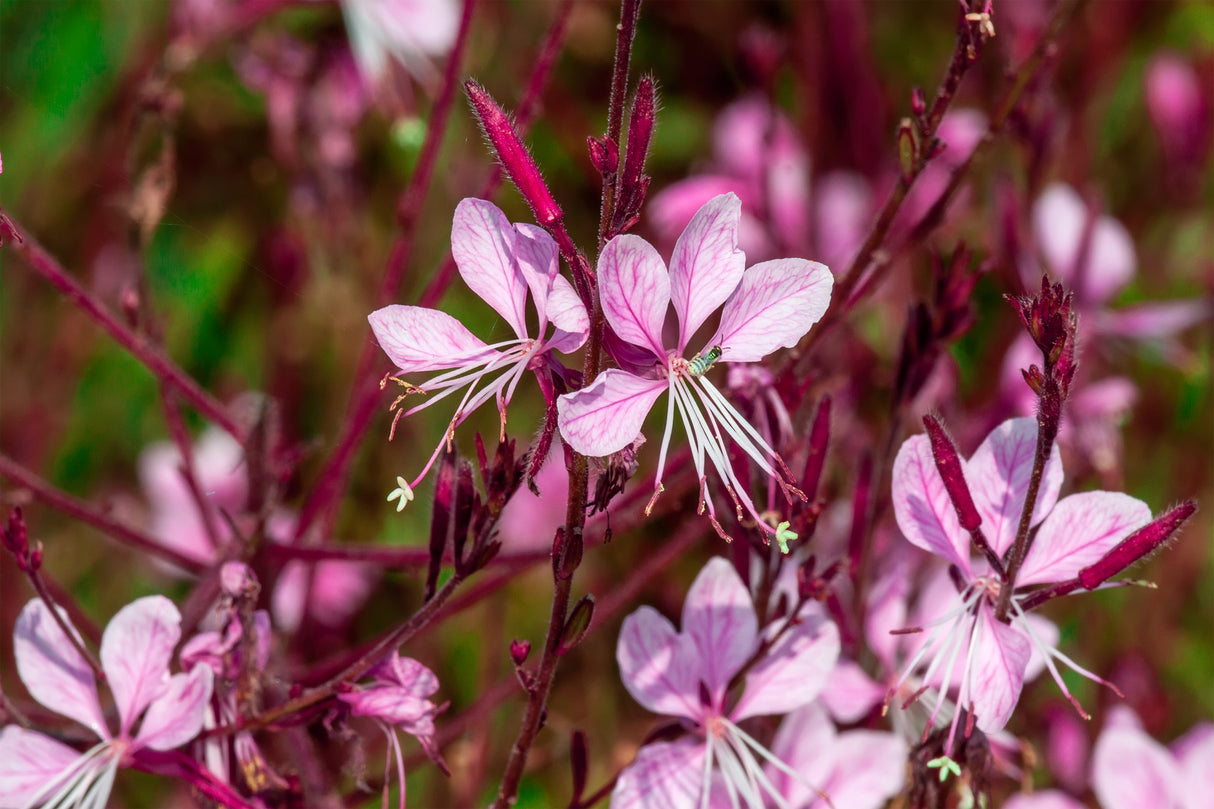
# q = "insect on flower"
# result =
<box><xmin>687</xmin><ymin>345</ymin><xmax>724</xmax><ymax>376</ymax></box>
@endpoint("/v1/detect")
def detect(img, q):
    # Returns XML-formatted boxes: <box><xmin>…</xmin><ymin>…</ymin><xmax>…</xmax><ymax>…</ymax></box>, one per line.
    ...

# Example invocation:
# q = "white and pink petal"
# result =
<box><xmin>616</xmin><ymin>607</ymin><xmax>703</xmax><ymax>721</ymax></box>
<box><xmin>13</xmin><ymin>599</ymin><xmax>108</xmax><ymax>740</ymax></box>
<box><xmin>369</xmin><ymin>305</ymin><xmax>497</xmax><ymax>373</ymax></box>
<box><xmin>669</xmin><ymin>193</ymin><xmax>746</xmax><ymax>351</ymax></box>
<box><xmin>610</xmin><ymin>740</ymin><xmax>706</xmax><ymax>809</ymax></box>
<box><xmin>0</xmin><ymin>726</ymin><xmax>89</xmax><ymax>808</ymax></box>
<box><xmin>731</xmin><ymin>608</ymin><xmax>839</xmax><ymax>722</ymax></box>
<box><xmin>598</xmin><ymin>234</ymin><xmax>671</xmax><ymax>359</ymax></box>
<box><xmin>1092</xmin><ymin>719</ymin><xmax>1185</xmax><ymax>809</ymax></box>
<box><xmin>135</xmin><ymin>665</ymin><xmax>214</xmax><ymax>752</ymax></box>
<box><xmin>100</xmin><ymin>595</ymin><xmax>182</xmax><ymax>737</ymax></box>
<box><xmin>891</xmin><ymin>435</ymin><xmax>971</xmax><ymax>572</ymax></box>
<box><xmin>968</xmin><ymin>607</ymin><xmax>1031</xmax><ymax>734</ymax></box>
<box><xmin>1016</xmin><ymin>491</ymin><xmax>1152</xmax><ymax>586</ymax></box>
<box><xmin>451</xmin><ymin>198</ymin><xmax>530</xmax><ymax>339</ymax></box>
<box><xmin>556</xmin><ymin>370</ymin><xmax>666</xmax><ymax>458</ymax></box>
<box><xmin>710</xmin><ymin>258</ymin><xmax>831</xmax><ymax>363</ymax></box>
<box><xmin>680</xmin><ymin>558</ymin><xmax>759</xmax><ymax>706</ymax></box>
<box><xmin>966</xmin><ymin>418</ymin><xmax>1063</xmax><ymax>557</ymax></box>
<box><xmin>543</xmin><ymin>274</ymin><xmax>590</xmax><ymax>354</ymax></box>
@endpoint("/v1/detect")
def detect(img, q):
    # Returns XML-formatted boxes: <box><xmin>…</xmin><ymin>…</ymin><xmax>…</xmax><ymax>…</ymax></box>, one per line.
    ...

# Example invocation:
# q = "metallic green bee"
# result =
<box><xmin>687</xmin><ymin>345</ymin><xmax>723</xmax><ymax>376</ymax></box>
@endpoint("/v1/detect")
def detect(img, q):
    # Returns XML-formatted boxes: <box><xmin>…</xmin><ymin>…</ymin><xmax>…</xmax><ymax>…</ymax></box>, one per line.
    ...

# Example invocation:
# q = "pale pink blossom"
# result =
<box><xmin>890</xmin><ymin>417</ymin><xmax>1153</xmax><ymax>747</ymax></box>
<box><xmin>766</xmin><ymin>703</ymin><xmax>906</xmax><ymax>809</ymax></box>
<box><xmin>557</xmin><ymin>193</ymin><xmax>831</xmax><ymax>549</ymax></box>
<box><xmin>1091</xmin><ymin>706</ymin><xmax>1214</xmax><ymax>809</ymax></box>
<box><xmin>139</xmin><ymin>427</ymin><xmax>374</xmax><ymax>631</ymax></box>
<box><xmin>611</xmin><ymin>557</ymin><xmax>840</xmax><ymax>808</ymax></box>
<box><xmin>647</xmin><ymin>96</ymin><xmax>871</xmax><ymax>267</ymax></box>
<box><xmin>340</xmin><ymin>0</ymin><xmax>459</xmax><ymax>88</ymax></box>
<box><xmin>370</xmin><ymin>198</ymin><xmax>589</xmax><ymax>492</ymax></box>
<box><xmin>338</xmin><ymin>652</ymin><xmax>446</xmax><ymax>808</ymax></box>
<box><xmin>1029</xmin><ymin>182</ymin><xmax>1208</xmax><ymax>356</ymax></box>
<box><xmin>0</xmin><ymin>597</ymin><xmax>213</xmax><ymax>808</ymax></box>
<box><xmin>1145</xmin><ymin>52</ymin><xmax>1209</xmax><ymax>164</ymax></box>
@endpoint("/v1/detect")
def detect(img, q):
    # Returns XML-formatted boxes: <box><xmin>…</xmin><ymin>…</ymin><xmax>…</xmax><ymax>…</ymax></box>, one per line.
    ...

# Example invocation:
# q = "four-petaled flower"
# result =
<box><xmin>557</xmin><ymin>193</ymin><xmax>831</xmax><ymax>549</ymax></box>
<box><xmin>369</xmin><ymin>198</ymin><xmax>589</xmax><ymax>493</ymax></box>
<box><xmin>889</xmin><ymin>417</ymin><xmax>1153</xmax><ymax>749</ymax></box>
<box><xmin>338</xmin><ymin>652</ymin><xmax>446</xmax><ymax>809</ymax></box>
<box><xmin>0</xmin><ymin>596</ymin><xmax>213</xmax><ymax>809</ymax></box>
<box><xmin>611</xmin><ymin>557</ymin><xmax>841</xmax><ymax>808</ymax></box>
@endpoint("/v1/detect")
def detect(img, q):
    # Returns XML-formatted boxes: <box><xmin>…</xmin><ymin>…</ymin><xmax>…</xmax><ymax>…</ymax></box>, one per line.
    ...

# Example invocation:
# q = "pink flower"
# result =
<box><xmin>340</xmin><ymin>0</ymin><xmax>459</xmax><ymax>88</ymax></box>
<box><xmin>889</xmin><ymin>417</ymin><xmax>1153</xmax><ymax>746</ymax></box>
<box><xmin>766</xmin><ymin>703</ymin><xmax>907</xmax><ymax>809</ymax></box>
<box><xmin>338</xmin><ymin>652</ymin><xmax>446</xmax><ymax>808</ymax></box>
<box><xmin>557</xmin><ymin>193</ymin><xmax>831</xmax><ymax>549</ymax></box>
<box><xmin>1144</xmin><ymin>52</ymin><xmax>1209</xmax><ymax>165</ymax></box>
<box><xmin>611</xmin><ymin>557</ymin><xmax>840</xmax><ymax>808</ymax></box>
<box><xmin>1028</xmin><ymin>182</ymin><xmax>1208</xmax><ymax>353</ymax></box>
<box><xmin>647</xmin><ymin>96</ymin><xmax>871</xmax><ymax>267</ymax></box>
<box><xmin>1091</xmin><ymin>706</ymin><xmax>1214</xmax><ymax>809</ymax></box>
<box><xmin>139</xmin><ymin>428</ymin><xmax>374</xmax><ymax>631</ymax></box>
<box><xmin>370</xmin><ymin>198</ymin><xmax>589</xmax><ymax>491</ymax></box>
<box><xmin>0</xmin><ymin>597</ymin><xmax>213</xmax><ymax>808</ymax></box>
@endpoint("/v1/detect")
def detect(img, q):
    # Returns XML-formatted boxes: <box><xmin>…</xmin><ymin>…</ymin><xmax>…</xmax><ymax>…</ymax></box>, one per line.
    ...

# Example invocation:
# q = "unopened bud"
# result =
<box><xmin>923</xmin><ymin>415</ymin><xmax>982</xmax><ymax>531</ymax></box>
<box><xmin>911</xmin><ymin>86</ymin><xmax>927</xmax><ymax>117</ymax></box>
<box><xmin>620</xmin><ymin>77</ymin><xmax>656</xmax><ymax>202</ymax></box>
<box><xmin>1079</xmin><ymin>502</ymin><xmax>1196</xmax><ymax>590</ymax></box>
<box><xmin>897</xmin><ymin>119</ymin><xmax>916</xmax><ymax>181</ymax></box>
<box><xmin>465</xmin><ymin>80</ymin><xmax>563</xmax><ymax>226</ymax></box>
<box><xmin>587</xmin><ymin>135</ymin><xmax>618</xmax><ymax>177</ymax></box>
<box><xmin>510</xmin><ymin>638</ymin><xmax>531</xmax><ymax>666</ymax></box>
<box><xmin>559</xmin><ymin>595</ymin><xmax>595</xmax><ymax>655</ymax></box>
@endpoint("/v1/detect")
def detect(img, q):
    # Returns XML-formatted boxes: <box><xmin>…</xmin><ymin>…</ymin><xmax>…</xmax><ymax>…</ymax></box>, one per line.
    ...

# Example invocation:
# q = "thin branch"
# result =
<box><xmin>0</xmin><ymin>214</ymin><xmax>242</xmax><ymax>439</ymax></box>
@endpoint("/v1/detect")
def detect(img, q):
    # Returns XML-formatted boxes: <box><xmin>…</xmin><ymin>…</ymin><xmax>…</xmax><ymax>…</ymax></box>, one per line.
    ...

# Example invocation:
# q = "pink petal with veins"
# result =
<box><xmin>616</xmin><ymin>607</ymin><xmax>702</xmax><ymax>721</ymax></box>
<box><xmin>731</xmin><ymin>607</ymin><xmax>839</xmax><ymax>721</ymax></box>
<box><xmin>966</xmin><ymin>417</ymin><xmax>1063</xmax><ymax>557</ymax></box>
<box><xmin>14</xmin><ymin>600</ymin><xmax>107</xmax><ymax>740</ymax></box>
<box><xmin>1092</xmin><ymin>718</ymin><xmax>1184</xmax><ymax>809</ymax></box>
<box><xmin>681</xmin><ymin>557</ymin><xmax>759</xmax><ymax>705</ymax></box>
<box><xmin>710</xmin><ymin>258</ymin><xmax>832</xmax><ymax>362</ymax></box>
<box><xmin>100</xmin><ymin>595</ymin><xmax>181</xmax><ymax>736</ymax></box>
<box><xmin>891</xmin><ymin>434</ymin><xmax>970</xmax><ymax>572</ymax></box>
<box><xmin>610</xmin><ymin>740</ymin><xmax>706</xmax><ymax>809</ymax></box>
<box><xmin>670</xmin><ymin>193</ymin><xmax>746</xmax><ymax>351</ymax></box>
<box><xmin>556</xmin><ymin>369</ymin><xmax>666</xmax><ymax>457</ymax></box>
<box><xmin>970</xmin><ymin>606</ymin><xmax>1031</xmax><ymax>733</ymax></box>
<box><xmin>1016</xmin><ymin>491</ymin><xmax>1152</xmax><ymax>585</ymax></box>
<box><xmin>136</xmin><ymin>665</ymin><xmax>214</xmax><ymax>751</ymax></box>
<box><xmin>369</xmin><ymin>305</ymin><xmax>496</xmax><ymax>373</ymax></box>
<box><xmin>451</xmin><ymin>198</ymin><xmax>530</xmax><ymax>339</ymax></box>
<box><xmin>598</xmin><ymin>234</ymin><xmax>671</xmax><ymax>358</ymax></box>
<box><xmin>544</xmin><ymin>274</ymin><xmax>589</xmax><ymax>354</ymax></box>
<box><xmin>0</xmin><ymin>726</ymin><xmax>86</xmax><ymax>806</ymax></box>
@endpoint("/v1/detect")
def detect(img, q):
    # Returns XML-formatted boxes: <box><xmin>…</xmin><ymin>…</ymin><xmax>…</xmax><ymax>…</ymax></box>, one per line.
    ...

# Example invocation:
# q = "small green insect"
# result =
<box><xmin>687</xmin><ymin>345</ymin><xmax>723</xmax><ymax>376</ymax></box>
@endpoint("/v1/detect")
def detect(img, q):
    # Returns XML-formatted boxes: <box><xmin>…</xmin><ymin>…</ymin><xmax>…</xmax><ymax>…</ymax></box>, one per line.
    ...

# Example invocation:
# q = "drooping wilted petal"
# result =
<box><xmin>0</xmin><ymin>726</ymin><xmax>86</xmax><ymax>807</ymax></box>
<box><xmin>1016</xmin><ymin>491</ymin><xmax>1152</xmax><ymax>586</ymax></box>
<box><xmin>135</xmin><ymin>665</ymin><xmax>214</xmax><ymax>751</ymax></box>
<box><xmin>616</xmin><ymin>607</ymin><xmax>702</xmax><ymax>721</ymax></box>
<box><xmin>891</xmin><ymin>435</ymin><xmax>970</xmax><ymax>572</ymax></box>
<box><xmin>669</xmin><ymin>193</ymin><xmax>745</xmax><ymax>351</ymax></box>
<box><xmin>556</xmin><ymin>370</ymin><xmax>666</xmax><ymax>457</ymax></box>
<box><xmin>710</xmin><ymin>258</ymin><xmax>832</xmax><ymax>363</ymax></box>
<box><xmin>452</xmin><ymin>198</ymin><xmax>531</xmax><ymax>340</ymax></box>
<box><xmin>610</xmin><ymin>740</ymin><xmax>706</xmax><ymax>809</ymax></box>
<box><xmin>681</xmin><ymin>558</ymin><xmax>758</xmax><ymax>705</ymax></box>
<box><xmin>598</xmin><ymin>234</ymin><xmax>671</xmax><ymax>359</ymax></box>
<box><xmin>371</xmin><ymin>652</ymin><xmax>441</xmax><ymax>697</ymax></box>
<box><xmin>339</xmin><ymin>687</ymin><xmax>436</xmax><ymax>728</ymax></box>
<box><xmin>966</xmin><ymin>417</ymin><xmax>1063</xmax><ymax>557</ymax></box>
<box><xmin>969</xmin><ymin>607</ymin><xmax>1032</xmax><ymax>733</ymax></box>
<box><xmin>544</xmin><ymin>274</ymin><xmax>590</xmax><ymax>354</ymax></box>
<box><xmin>14</xmin><ymin>599</ymin><xmax>107</xmax><ymax>740</ymax></box>
<box><xmin>1092</xmin><ymin>714</ymin><xmax>1185</xmax><ymax>809</ymax></box>
<box><xmin>731</xmin><ymin>608</ymin><xmax>839</xmax><ymax>721</ymax></box>
<box><xmin>100</xmin><ymin>595</ymin><xmax>181</xmax><ymax>737</ymax></box>
<box><xmin>369</xmin><ymin>305</ymin><xmax>497</xmax><ymax>373</ymax></box>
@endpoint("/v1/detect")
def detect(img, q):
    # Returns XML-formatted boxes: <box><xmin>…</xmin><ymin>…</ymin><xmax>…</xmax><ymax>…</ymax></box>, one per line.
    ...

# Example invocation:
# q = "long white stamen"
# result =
<box><xmin>727</xmin><ymin>720</ymin><xmax>825</xmax><ymax>809</ymax></box>
<box><xmin>670</xmin><ymin>378</ymin><xmax>714</xmax><ymax>514</ymax></box>
<box><xmin>26</xmin><ymin>743</ymin><xmax>110</xmax><ymax>809</ymax></box>
<box><xmin>650</xmin><ymin>375</ymin><xmax>680</xmax><ymax>509</ymax></box>
<box><xmin>712</xmin><ymin>738</ymin><xmax>754</xmax><ymax>809</ymax></box>
<box><xmin>694</xmin><ymin>376</ymin><xmax>782</xmax><ymax>479</ymax></box>
<box><xmin>700</xmin><ymin>734</ymin><xmax>717</xmax><ymax>809</ymax></box>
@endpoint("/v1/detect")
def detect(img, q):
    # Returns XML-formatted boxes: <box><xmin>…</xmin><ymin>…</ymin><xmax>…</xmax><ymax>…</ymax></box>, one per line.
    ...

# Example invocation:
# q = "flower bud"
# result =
<box><xmin>559</xmin><ymin>594</ymin><xmax>595</xmax><ymax>655</ymax></box>
<box><xmin>923</xmin><ymin>415</ymin><xmax>982</xmax><ymax>531</ymax></box>
<box><xmin>510</xmin><ymin>638</ymin><xmax>531</xmax><ymax>666</ymax></box>
<box><xmin>1079</xmin><ymin>501</ymin><xmax>1196</xmax><ymax>590</ymax></box>
<box><xmin>465</xmin><ymin>80</ymin><xmax>563</xmax><ymax>227</ymax></box>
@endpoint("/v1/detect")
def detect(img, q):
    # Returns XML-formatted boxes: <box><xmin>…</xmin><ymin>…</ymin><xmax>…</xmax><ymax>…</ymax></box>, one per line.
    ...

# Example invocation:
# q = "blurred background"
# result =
<box><xmin>1</xmin><ymin>0</ymin><xmax>1211</xmax><ymax>806</ymax></box>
